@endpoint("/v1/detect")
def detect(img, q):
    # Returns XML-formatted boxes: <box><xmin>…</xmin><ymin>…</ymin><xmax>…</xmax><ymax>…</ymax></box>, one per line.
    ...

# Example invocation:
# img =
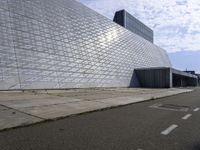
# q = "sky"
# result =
<box><xmin>79</xmin><ymin>0</ymin><xmax>200</xmax><ymax>53</ymax></box>
<box><xmin>79</xmin><ymin>0</ymin><xmax>200</xmax><ymax>72</ymax></box>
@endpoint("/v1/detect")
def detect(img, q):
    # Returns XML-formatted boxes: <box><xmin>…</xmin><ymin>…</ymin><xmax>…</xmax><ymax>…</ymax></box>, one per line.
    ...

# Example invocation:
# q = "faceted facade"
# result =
<box><xmin>0</xmin><ymin>0</ymin><xmax>171</xmax><ymax>90</ymax></box>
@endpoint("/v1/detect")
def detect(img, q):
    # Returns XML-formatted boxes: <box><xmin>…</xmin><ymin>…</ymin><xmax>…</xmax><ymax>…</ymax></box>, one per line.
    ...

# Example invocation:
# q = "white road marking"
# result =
<box><xmin>193</xmin><ymin>108</ymin><xmax>200</xmax><ymax>112</ymax></box>
<box><xmin>161</xmin><ymin>124</ymin><xmax>178</xmax><ymax>135</ymax></box>
<box><xmin>182</xmin><ymin>114</ymin><xmax>192</xmax><ymax>120</ymax></box>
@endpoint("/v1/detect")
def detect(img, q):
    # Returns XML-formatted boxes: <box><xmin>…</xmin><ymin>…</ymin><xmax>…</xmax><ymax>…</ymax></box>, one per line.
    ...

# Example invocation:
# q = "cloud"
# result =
<box><xmin>79</xmin><ymin>0</ymin><xmax>200</xmax><ymax>53</ymax></box>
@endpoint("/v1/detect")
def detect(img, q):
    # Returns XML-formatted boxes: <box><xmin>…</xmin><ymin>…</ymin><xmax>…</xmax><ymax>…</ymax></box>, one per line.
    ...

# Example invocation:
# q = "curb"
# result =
<box><xmin>0</xmin><ymin>89</ymin><xmax>193</xmax><ymax>132</ymax></box>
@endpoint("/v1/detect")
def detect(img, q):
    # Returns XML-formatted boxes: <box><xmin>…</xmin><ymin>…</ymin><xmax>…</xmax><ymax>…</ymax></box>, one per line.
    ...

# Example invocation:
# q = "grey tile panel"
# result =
<box><xmin>0</xmin><ymin>0</ymin><xmax>171</xmax><ymax>90</ymax></box>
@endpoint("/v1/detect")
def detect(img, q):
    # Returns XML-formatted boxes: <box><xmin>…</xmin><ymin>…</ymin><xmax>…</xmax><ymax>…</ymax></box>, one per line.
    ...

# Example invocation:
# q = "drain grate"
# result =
<box><xmin>150</xmin><ymin>103</ymin><xmax>190</xmax><ymax>112</ymax></box>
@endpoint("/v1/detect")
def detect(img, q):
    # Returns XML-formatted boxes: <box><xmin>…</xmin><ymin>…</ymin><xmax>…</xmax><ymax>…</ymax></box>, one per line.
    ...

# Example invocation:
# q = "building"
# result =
<box><xmin>0</xmin><ymin>0</ymin><xmax>197</xmax><ymax>90</ymax></box>
<box><xmin>196</xmin><ymin>74</ymin><xmax>200</xmax><ymax>86</ymax></box>
<box><xmin>135</xmin><ymin>68</ymin><xmax>197</xmax><ymax>88</ymax></box>
<box><xmin>114</xmin><ymin>10</ymin><xmax>154</xmax><ymax>43</ymax></box>
<box><xmin>184</xmin><ymin>71</ymin><xmax>200</xmax><ymax>86</ymax></box>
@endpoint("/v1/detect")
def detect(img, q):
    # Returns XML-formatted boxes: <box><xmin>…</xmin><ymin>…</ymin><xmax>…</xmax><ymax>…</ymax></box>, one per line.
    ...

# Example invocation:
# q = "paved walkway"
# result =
<box><xmin>0</xmin><ymin>88</ymin><xmax>193</xmax><ymax>131</ymax></box>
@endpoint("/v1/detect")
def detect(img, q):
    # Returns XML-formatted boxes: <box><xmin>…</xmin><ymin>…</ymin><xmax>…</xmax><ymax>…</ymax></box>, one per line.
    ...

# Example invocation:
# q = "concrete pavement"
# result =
<box><xmin>0</xmin><ymin>88</ymin><xmax>193</xmax><ymax>131</ymax></box>
<box><xmin>0</xmin><ymin>88</ymin><xmax>200</xmax><ymax>150</ymax></box>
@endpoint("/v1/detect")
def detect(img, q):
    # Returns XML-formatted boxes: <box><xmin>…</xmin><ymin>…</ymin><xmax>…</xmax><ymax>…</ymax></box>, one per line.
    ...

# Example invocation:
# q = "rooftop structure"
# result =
<box><xmin>114</xmin><ymin>10</ymin><xmax>154</xmax><ymax>43</ymax></box>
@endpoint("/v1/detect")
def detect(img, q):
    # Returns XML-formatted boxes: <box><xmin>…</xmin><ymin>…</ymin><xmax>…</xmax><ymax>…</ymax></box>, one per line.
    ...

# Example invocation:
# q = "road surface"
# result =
<box><xmin>1</xmin><ymin>88</ymin><xmax>200</xmax><ymax>150</ymax></box>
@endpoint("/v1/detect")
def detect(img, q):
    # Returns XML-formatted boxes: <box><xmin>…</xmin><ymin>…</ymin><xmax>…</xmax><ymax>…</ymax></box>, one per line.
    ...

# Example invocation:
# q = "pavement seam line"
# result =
<box><xmin>161</xmin><ymin>124</ymin><xmax>178</xmax><ymax>135</ymax></box>
<box><xmin>182</xmin><ymin>114</ymin><xmax>192</xmax><ymax>120</ymax></box>
<box><xmin>0</xmin><ymin>88</ymin><xmax>193</xmax><ymax>132</ymax></box>
<box><xmin>0</xmin><ymin>104</ymin><xmax>45</xmax><ymax>120</ymax></box>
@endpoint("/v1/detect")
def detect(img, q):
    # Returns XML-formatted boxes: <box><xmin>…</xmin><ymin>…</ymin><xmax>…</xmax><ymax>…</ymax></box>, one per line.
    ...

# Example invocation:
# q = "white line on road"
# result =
<box><xmin>182</xmin><ymin>114</ymin><xmax>192</xmax><ymax>120</ymax></box>
<box><xmin>193</xmin><ymin>108</ymin><xmax>200</xmax><ymax>112</ymax></box>
<box><xmin>161</xmin><ymin>124</ymin><xmax>178</xmax><ymax>135</ymax></box>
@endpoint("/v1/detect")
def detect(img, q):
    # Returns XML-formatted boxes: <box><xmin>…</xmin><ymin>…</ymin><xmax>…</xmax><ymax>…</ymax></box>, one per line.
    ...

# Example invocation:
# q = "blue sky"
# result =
<box><xmin>79</xmin><ymin>0</ymin><xmax>200</xmax><ymax>72</ymax></box>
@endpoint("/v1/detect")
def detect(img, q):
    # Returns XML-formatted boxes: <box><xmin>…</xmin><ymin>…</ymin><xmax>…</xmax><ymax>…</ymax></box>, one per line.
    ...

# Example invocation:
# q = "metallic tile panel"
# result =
<box><xmin>0</xmin><ymin>0</ymin><xmax>171</xmax><ymax>90</ymax></box>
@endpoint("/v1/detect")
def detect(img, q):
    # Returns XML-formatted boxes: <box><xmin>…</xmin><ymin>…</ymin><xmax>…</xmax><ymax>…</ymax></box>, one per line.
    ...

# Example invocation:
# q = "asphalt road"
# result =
<box><xmin>1</xmin><ymin>88</ymin><xmax>200</xmax><ymax>150</ymax></box>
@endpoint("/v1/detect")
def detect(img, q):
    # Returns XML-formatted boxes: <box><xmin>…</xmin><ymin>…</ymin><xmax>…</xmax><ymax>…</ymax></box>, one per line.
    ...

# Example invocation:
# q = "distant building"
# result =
<box><xmin>196</xmin><ymin>74</ymin><xmax>200</xmax><ymax>86</ymax></box>
<box><xmin>114</xmin><ymin>10</ymin><xmax>154</xmax><ymax>43</ymax></box>
<box><xmin>184</xmin><ymin>71</ymin><xmax>196</xmax><ymax>75</ymax></box>
<box><xmin>184</xmin><ymin>71</ymin><xmax>200</xmax><ymax>86</ymax></box>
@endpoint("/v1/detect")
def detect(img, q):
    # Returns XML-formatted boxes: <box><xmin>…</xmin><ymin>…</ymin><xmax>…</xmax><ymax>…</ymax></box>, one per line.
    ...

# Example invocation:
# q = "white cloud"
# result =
<box><xmin>79</xmin><ymin>0</ymin><xmax>200</xmax><ymax>53</ymax></box>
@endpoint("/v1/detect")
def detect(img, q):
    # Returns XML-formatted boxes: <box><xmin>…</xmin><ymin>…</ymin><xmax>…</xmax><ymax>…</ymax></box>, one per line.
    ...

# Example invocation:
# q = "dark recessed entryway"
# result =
<box><xmin>134</xmin><ymin>67</ymin><xmax>198</xmax><ymax>88</ymax></box>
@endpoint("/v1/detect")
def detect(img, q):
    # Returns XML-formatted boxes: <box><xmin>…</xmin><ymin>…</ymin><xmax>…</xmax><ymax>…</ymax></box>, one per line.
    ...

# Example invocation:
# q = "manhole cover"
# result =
<box><xmin>149</xmin><ymin>103</ymin><xmax>189</xmax><ymax>112</ymax></box>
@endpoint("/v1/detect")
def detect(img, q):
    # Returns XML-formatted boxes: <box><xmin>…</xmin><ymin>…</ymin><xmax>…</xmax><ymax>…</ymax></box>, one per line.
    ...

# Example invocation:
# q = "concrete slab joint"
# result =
<box><xmin>0</xmin><ymin>88</ymin><xmax>193</xmax><ymax>131</ymax></box>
